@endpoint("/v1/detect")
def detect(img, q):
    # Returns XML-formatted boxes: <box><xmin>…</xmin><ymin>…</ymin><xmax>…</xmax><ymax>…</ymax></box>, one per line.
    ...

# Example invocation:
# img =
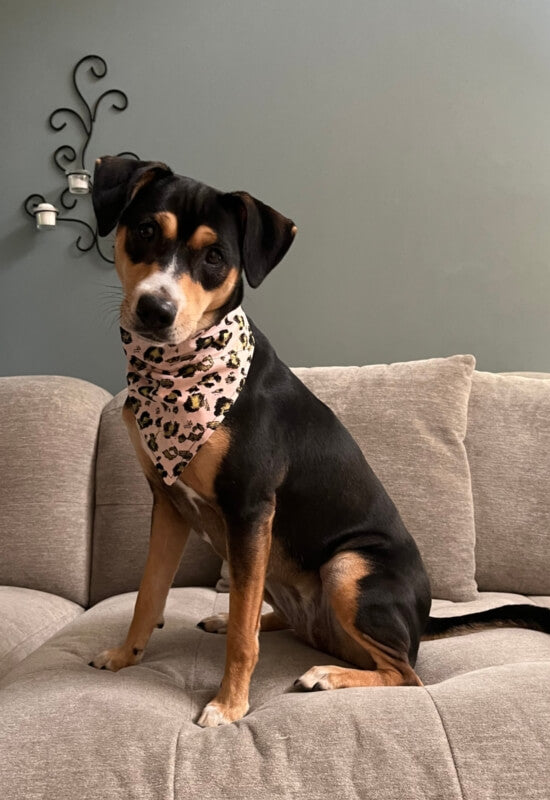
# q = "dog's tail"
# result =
<box><xmin>422</xmin><ymin>604</ymin><xmax>550</xmax><ymax>640</ymax></box>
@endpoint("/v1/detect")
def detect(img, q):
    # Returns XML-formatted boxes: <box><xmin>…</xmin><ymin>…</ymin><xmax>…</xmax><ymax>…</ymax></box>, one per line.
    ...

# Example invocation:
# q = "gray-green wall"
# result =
<box><xmin>2</xmin><ymin>1</ymin><xmax>550</xmax><ymax>394</ymax></box>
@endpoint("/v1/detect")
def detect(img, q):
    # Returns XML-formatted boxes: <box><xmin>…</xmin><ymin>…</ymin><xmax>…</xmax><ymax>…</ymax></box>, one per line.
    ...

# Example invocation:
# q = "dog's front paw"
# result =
<box><xmin>196</xmin><ymin>699</ymin><xmax>249</xmax><ymax>727</ymax></box>
<box><xmin>196</xmin><ymin>612</ymin><xmax>229</xmax><ymax>634</ymax></box>
<box><xmin>88</xmin><ymin>645</ymin><xmax>142</xmax><ymax>672</ymax></box>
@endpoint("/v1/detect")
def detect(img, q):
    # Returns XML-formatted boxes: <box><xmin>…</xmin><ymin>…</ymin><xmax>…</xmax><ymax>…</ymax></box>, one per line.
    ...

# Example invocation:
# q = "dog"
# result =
<box><xmin>89</xmin><ymin>156</ymin><xmax>550</xmax><ymax>727</ymax></box>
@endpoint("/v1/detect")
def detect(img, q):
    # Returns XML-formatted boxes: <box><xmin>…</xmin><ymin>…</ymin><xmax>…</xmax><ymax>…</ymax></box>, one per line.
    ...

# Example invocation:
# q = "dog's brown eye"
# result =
<box><xmin>205</xmin><ymin>248</ymin><xmax>224</xmax><ymax>265</ymax></box>
<box><xmin>138</xmin><ymin>221</ymin><xmax>157</xmax><ymax>240</ymax></box>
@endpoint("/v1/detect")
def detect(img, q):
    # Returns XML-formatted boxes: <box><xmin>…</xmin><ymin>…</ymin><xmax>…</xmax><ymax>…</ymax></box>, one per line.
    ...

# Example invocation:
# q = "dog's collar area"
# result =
<box><xmin>121</xmin><ymin>306</ymin><xmax>254</xmax><ymax>484</ymax></box>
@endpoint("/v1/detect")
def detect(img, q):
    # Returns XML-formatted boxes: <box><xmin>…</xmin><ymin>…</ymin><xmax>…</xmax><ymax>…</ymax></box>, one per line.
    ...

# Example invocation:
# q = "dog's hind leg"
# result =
<box><xmin>295</xmin><ymin>551</ymin><xmax>422</xmax><ymax>691</ymax></box>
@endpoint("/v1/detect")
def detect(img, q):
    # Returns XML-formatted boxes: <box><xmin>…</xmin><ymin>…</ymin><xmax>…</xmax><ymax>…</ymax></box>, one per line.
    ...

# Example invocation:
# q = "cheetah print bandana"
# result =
<box><xmin>121</xmin><ymin>307</ymin><xmax>254</xmax><ymax>485</ymax></box>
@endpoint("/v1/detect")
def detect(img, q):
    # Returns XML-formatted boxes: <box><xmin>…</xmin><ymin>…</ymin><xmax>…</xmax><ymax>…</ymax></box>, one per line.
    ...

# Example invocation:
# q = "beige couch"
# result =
<box><xmin>0</xmin><ymin>356</ymin><xmax>549</xmax><ymax>799</ymax></box>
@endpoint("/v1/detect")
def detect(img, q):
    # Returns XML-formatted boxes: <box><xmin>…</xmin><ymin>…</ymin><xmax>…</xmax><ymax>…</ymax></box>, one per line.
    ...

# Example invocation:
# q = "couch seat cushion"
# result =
<box><xmin>0</xmin><ymin>586</ymin><xmax>83</xmax><ymax>680</ymax></box>
<box><xmin>1</xmin><ymin>588</ymin><xmax>549</xmax><ymax>799</ymax></box>
<box><xmin>419</xmin><ymin>592</ymin><xmax>550</xmax><ymax>684</ymax></box>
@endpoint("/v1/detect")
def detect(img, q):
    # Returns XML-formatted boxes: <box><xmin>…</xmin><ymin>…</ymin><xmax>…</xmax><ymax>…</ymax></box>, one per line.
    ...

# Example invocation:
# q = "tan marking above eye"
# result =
<box><xmin>153</xmin><ymin>211</ymin><xmax>178</xmax><ymax>239</ymax></box>
<box><xmin>187</xmin><ymin>225</ymin><xmax>218</xmax><ymax>250</ymax></box>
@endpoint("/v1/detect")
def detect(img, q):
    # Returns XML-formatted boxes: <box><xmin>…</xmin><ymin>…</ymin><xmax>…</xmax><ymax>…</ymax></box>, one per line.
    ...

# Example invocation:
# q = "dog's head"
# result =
<box><xmin>92</xmin><ymin>156</ymin><xmax>297</xmax><ymax>343</ymax></box>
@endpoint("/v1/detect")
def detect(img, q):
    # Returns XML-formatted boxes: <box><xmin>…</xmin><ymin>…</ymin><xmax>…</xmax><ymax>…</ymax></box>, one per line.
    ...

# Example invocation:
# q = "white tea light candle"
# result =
<box><xmin>66</xmin><ymin>169</ymin><xmax>91</xmax><ymax>195</ymax></box>
<box><xmin>34</xmin><ymin>203</ymin><xmax>59</xmax><ymax>229</ymax></box>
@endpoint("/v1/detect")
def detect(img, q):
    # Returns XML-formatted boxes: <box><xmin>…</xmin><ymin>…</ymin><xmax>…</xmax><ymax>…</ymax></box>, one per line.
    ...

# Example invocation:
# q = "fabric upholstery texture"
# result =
<box><xmin>293</xmin><ymin>355</ymin><xmax>477</xmax><ymax>601</ymax></box>
<box><xmin>1</xmin><ymin>587</ymin><xmax>549</xmax><ymax>800</ymax></box>
<box><xmin>466</xmin><ymin>371</ymin><xmax>550</xmax><ymax>594</ymax></box>
<box><xmin>0</xmin><ymin>586</ymin><xmax>83</xmax><ymax>680</ymax></box>
<box><xmin>0</xmin><ymin>376</ymin><xmax>112</xmax><ymax>606</ymax></box>
<box><xmin>90</xmin><ymin>391</ymin><xmax>223</xmax><ymax>605</ymax></box>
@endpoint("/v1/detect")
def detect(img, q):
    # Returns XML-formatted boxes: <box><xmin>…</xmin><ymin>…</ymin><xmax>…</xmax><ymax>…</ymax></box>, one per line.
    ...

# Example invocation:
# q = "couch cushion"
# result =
<box><xmin>0</xmin><ymin>586</ymin><xmax>83</xmax><ymax>680</ymax></box>
<box><xmin>466</xmin><ymin>371</ymin><xmax>550</xmax><ymax>595</ymax></box>
<box><xmin>90</xmin><ymin>391</ymin><xmax>223</xmax><ymax>605</ymax></box>
<box><xmin>426</xmin><ymin>662</ymin><xmax>550</xmax><ymax>800</ymax></box>
<box><xmin>420</xmin><ymin>592</ymin><xmax>550</xmax><ymax>684</ymax></box>
<box><xmin>1</xmin><ymin>588</ymin><xmax>549</xmax><ymax>800</ymax></box>
<box><xmin>294</xmin><ymin>355</ymin><xmax>477</xmax><ymax>600</ymax></box>
<box><xmin>0</xmin><ymin>376</ymin><xmax>112</xmax><ymax>606</ymax></box>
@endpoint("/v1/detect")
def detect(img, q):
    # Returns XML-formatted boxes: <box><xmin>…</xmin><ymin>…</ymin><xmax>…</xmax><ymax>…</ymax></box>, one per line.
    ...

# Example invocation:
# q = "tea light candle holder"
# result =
<box><xmin>66</xmin><ymin>169</ymin><xmax>91</xmax><ymax>195</ymax></box>
<box><xmin>33</xmin><ymin>202</ymin><xmax>59</xmax><ymax>229</ymax></box>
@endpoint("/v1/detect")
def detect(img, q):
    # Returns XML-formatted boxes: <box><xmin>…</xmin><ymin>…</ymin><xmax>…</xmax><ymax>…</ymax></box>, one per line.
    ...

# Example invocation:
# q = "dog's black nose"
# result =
<box><xmin>136</xmin><ymin>294</ymin><xmax>177</xmax><ymax>329</ymax></box>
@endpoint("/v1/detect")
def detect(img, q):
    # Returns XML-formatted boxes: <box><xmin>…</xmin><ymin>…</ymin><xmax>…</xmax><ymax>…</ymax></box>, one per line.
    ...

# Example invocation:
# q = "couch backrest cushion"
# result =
<box><xmin>293</xmin><ymin>354</ymin><xmax>477</xmax><ymax>601</ymax></box>
<box><xmin>0</xmin><ymin>376</ymin><xmax>112</xmax><ymax>606</ymax></box>
<box><xmin>90</xmin><ymin>390</ymin><xmax>222</xmax><ymax>605</ymax></box>
<box><xmin>466</xmin><ymin>371</ymin><xmax>550</xmax><ymax>594</ymax></box>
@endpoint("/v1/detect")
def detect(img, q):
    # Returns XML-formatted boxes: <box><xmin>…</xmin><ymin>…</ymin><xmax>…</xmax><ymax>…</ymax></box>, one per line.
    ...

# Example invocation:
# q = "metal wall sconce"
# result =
<box><xmin>23</xmin><ymin>54</ymin><xmax>138</xmax><ymax>263</ymax></box>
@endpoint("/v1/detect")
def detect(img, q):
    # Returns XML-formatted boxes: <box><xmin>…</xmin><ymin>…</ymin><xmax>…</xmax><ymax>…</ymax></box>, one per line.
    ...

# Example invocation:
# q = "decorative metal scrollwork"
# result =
<box><xmin>23</xmin><ymin>54</ymin><xmax>139</xmax><ymax>264</ymax></box>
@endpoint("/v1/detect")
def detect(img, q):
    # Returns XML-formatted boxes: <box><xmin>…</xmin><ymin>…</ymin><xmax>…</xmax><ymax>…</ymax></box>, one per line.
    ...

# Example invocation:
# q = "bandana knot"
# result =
<box><xmin>121</xmin><ymin>306</ymin><xmax>254</xmax><ymax>484</ymax></box>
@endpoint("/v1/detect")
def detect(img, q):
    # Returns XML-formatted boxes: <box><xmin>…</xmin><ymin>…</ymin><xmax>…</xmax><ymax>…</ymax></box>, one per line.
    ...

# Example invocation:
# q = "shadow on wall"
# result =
<box><xmin>0</xmin><ymin>224</ymin><xmax>37</xmax><ymax>269</ymax></box>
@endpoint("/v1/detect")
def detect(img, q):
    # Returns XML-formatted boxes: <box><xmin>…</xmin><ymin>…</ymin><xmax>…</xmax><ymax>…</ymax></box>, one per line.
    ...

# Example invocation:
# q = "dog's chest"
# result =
<box><xmin>152</xmin><ymin>423</ymin><xmax>230</xmax><ymax>559</ymax></box>
<box><xmin>169</xmin><ymin>479</ymin><xmax>228</xmax><ymax>560</ymax></box>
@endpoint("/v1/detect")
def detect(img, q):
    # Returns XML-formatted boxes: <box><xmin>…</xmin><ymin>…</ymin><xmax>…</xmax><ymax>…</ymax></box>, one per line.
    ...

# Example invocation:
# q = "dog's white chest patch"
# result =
<box><xmin>169</xmin><ymin>479</ymin><xmax>228</xmax><ymax>561</ymax></box>
<box><xmin>179</xmin><ymin>482</ymin><xmax>202</xmax><ymax>515</ymax></box>
<box><xmin>179</xmin><ymin>483</ymin><xmax>213</xmax><ymax>544</ymax></box>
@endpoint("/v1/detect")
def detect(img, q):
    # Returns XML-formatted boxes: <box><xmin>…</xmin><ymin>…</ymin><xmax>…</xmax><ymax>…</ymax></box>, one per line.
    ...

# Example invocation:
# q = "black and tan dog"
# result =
<box><xmin>89</xmin><ymin>157</ymin><xmax>550</xmax><ymax>727</ymax></box>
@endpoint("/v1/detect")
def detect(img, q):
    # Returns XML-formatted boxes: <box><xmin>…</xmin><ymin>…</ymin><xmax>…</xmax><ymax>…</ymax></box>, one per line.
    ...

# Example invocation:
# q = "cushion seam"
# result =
<box><xmin>172</xmin><ymin>724</ymin><xmax>182</xmax><ymax>800</ymax></box>
<box><xmin>424</xmin><ymin>688</ymin><xmax>466</xmax><ymax>800</ymax></box>
<box><xmin>0</xmin><ymin>609</ymin><xmax>82</xmax><ymax>673</ymax></box>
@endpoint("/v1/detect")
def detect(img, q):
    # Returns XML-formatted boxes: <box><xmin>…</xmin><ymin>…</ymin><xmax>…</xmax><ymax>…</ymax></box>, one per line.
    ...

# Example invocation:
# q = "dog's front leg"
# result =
<box><xmin>197</xmin><ymin>501</ymin><xmax>273</xmax><ymax>727</ymax></box>
<box><xmin>89</xmin><ymin>490</ymin><xmax>190</xmax><ymax>671</ymax></box>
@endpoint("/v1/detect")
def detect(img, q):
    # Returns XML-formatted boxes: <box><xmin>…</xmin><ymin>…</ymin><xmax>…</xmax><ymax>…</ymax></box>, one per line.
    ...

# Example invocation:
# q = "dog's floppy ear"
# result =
<box><xmin>92</xmin><ymin>156</ymin><xmax>173</xmax><ymax>236</ymax></box>
<box><xmin>228</xmin><ymin>191</ymin><xmax>297</xmax><ymax>288</ymax></box>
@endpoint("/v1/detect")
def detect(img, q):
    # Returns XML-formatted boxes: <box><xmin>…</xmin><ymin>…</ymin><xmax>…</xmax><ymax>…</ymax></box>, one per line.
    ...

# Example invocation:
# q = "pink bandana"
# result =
<box><xmin>121</xmin><ymin>307</ymin><xmax>254</xmax><ymax>485</ymax></box>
